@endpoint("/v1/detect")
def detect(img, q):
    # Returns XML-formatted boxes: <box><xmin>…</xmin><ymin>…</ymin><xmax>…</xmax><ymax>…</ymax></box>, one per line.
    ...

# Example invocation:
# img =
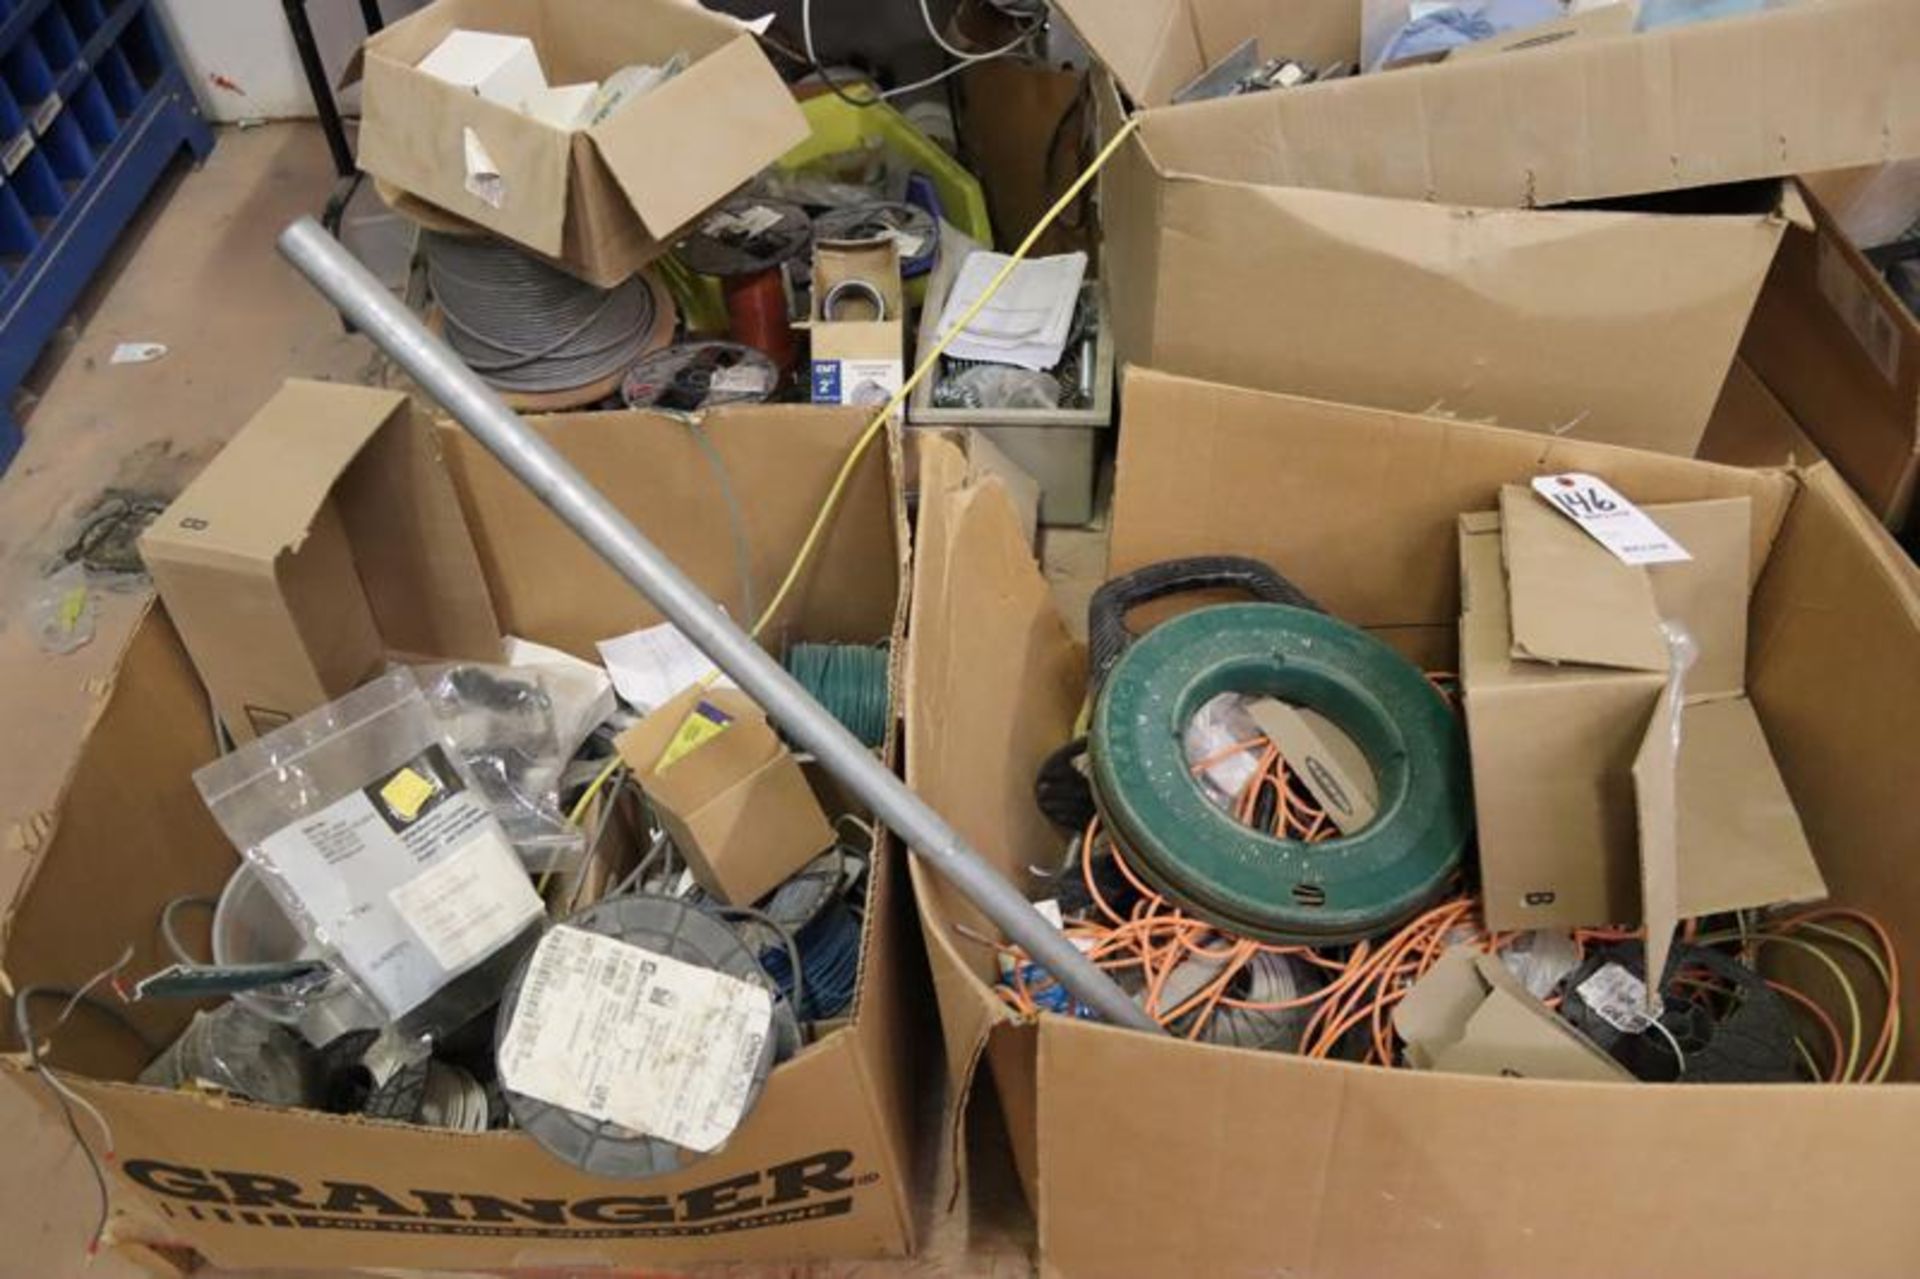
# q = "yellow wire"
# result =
<box><xmin>538</xmin><ymin>754</ymin><xmax>626</xmax><ymax>897</ymax></box>
<box><xmin>744</xmin><ymin>116</ymin><xmax>1143</xmax><ymax>643</ymax></box>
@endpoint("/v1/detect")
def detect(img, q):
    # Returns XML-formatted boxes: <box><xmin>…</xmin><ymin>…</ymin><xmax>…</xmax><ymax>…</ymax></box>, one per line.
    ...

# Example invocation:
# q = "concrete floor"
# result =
<box><xmin>0</xmin><ymin>122</ymin><xmax>1044</xmax><ymax>1279</ymax></box>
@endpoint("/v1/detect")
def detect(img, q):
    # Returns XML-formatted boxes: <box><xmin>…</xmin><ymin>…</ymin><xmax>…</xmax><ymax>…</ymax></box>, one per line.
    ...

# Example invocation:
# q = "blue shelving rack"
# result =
<box><xmin>0</xmin><ymin>0</ymin><xmax>212</xmax><ymax>469</ymax></box>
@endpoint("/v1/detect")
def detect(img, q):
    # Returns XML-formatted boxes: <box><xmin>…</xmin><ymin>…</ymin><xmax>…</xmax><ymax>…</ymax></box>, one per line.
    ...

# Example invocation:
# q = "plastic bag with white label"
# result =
<box><xmin>194</xmin><ymin>669</ymin><xmax>546</xmax><ymax>1039</ymax></box>
<box><xmin>415</xmin><ymin>661</ymin><xmax>612</xmax><ymax>873</ymax></box>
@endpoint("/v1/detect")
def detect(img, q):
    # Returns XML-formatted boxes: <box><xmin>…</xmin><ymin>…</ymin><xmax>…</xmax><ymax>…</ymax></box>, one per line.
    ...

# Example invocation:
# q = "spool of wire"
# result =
<box><xmin>785</xmin><ymin>643</ymin><xmax>890</xmax><ymax>748</ymax></box>
<box><xmin>622</xmin><ymin>341</ymin><xmax>779</xmax><ymax>413</ymax></box>
<box><xmin>811</xmin><ymin>201</ymin><xmax>939</xmax><ymax>277</ymax></box>
<box><xmin>424</xmin><ymin>231</ymin><xmax>660</xmax><ymax>397</ymax></box>
<box><xmin>760</xmin><ymin>901</ymin><xmax>863</xmax><ymax>1021</ymax></box>
<box><xmin>676</xmin><ymin>197</ymin><xmax>812</xmax><ymax>377</ymax></box>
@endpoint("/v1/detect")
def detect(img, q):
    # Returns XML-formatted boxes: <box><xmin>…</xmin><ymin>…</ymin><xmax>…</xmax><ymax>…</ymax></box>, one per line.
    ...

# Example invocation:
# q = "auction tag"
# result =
<box><xmin>1531</xmin><ymin>473</ymin><xmax>1691</xmax><ymax>566</ymax></box>
<box><xmin>497</xmin><ymin>926</ymin><xmax>773</xmax><ymax>1152</ymax></box>
<box><xmin>1575</xmin><ymin>962</ymin><xmax>1659</xmax><ymax>1032</ymax></box>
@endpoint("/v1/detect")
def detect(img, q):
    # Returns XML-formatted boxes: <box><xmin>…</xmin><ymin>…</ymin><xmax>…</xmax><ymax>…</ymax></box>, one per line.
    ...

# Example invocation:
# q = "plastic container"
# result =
<box><xmin>214</xmin><ymin>864</ymin><xmax>384</xmax><ymax>1048</ymax></box>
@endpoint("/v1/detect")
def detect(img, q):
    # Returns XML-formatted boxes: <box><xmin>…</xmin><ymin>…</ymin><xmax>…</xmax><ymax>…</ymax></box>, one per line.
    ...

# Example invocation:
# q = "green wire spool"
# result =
<box><xmin>1089</xmin><ymin>603</ymin><xmax>1471</xmax><ymax>945</ymax></box>
<box><xmin>785</xmin><ymin>643</ymin><xmax>891</xmax><ymax>749</ymax></box>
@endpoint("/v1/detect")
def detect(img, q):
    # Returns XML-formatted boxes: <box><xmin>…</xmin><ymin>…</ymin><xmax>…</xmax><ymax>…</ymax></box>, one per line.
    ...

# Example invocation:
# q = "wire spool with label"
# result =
<box><xmin>621</xmin><ymin>341</ymin><xmax>780</xmax><ymax>413</ymax></box>
<box><xmin>675</xmin><ymin>197</ymin><xmax>811</xmax><ymax>378</ymax></box>
<box><xmin>1562</xmin><ymin>943</ymin><xmax>1798</xmax><ymax>1084</ymax></box>
<box><xmin>811</xmin><ymin>200</ymin><xmax>939</xmax><ymax>278</ymax></box>
<box><xmin>1087</xmin><ymin>560</ymin><xmax>1471</xmax><ymax>945</ymax></box>
<box><xmin>493</xmin><ymin>894</ymin><xmax>800</xmax><ymax>1179</ymax></box>
<box><xmin>421</xmin><ymin>231</ymin><xmax>674</xmax><ymax>410</ymax></box>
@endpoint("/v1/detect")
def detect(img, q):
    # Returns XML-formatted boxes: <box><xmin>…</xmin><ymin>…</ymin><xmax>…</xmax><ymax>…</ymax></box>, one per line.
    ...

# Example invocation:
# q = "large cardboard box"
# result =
<box><xmin>354</xmin><ymin>0</ymin><xmax>809</xmax><ymax>286</ymax></box>
<box><xmin>1067</xmin><ymin>0</ymin><xmax>1920</xmax><ymax>453</ymax></box>
<box><xmin>141</xmin><ymin>380</ymin><xmax>502</xmax><ymax>743</ymax></box>
<box><xmin>2</xmin><ymin>402</ymin><xmax>921</xmax><ymax>1272</ymax></box>
<box><xmin>1740</xmin><ymin>170</ymin><xmax>1920</xmax><ymax>537</ymax></box>
<box><xmin>906</xmin><ymin>367</ymin><xmax>1920</xmax><ymax>1279</ymax></box>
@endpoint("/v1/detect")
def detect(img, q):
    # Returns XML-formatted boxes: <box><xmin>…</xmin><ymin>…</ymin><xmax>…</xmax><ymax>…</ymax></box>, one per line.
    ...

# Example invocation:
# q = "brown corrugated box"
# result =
<box><xmin>6</xmin><ymin>401</ymin><xmax>920</xmax><ymax>1272</ymax></box>
<box><xmin>140</xmin><ymin>379</ymin><xmax>501</xmax><ymax>742</ymax></box>
<box><xmin>1740</xmin><ymin>168</ymin><xmax>1920</xmax><ymax>537</ymax></box>
<box><xmin>352</xmin><ymin>0</ymin><xmax>809</xmax><ymax>286</ymax></box>
<box><xmin>1067</xmin><ymin>0</ymin><xmax>1920</xmax><ymax>455</ymax></box>
<box><xmin>906</xmin><ymin>366</ymin><xmax>1920</xmax><ymax>1278</ymax></box>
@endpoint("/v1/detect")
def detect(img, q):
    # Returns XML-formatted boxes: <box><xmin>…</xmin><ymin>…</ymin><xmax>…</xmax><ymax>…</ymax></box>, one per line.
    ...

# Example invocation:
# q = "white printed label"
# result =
<box><xmin>595</xmin><ymin>619</ymin><xmax>735</xmax><ymax>714</ymax></box>
<box><xmin>497</xmin><ymin>926</ymin><xmax>773</xmax><ymax>1153</ymax></box>
<box><xmin>462</xmin><ymin>127</ymin><xmax>505</xmax><ymax>209</ymax></box>
<box><xmin>1530</xmin><ymin>473</ymin><xmax>1692</xmax><ymax>566</ymax></box>
<box><xmin>2</xmin><ymin>131</ymin><xmax>33</xmax><ymax>176</ymax></box>
<box><xmin>30</xmin><ymin>93</ymin><xmax>61</xmax><ymax>136</ymax></box>
<box><xmin>701</xmin><ymin>204</ymin><xmax>783</xmax><ymax>240</ymax></box>
<box><xmin>710</xmin><ymin>364</ymin><xmax>774</xmax><ymax>395</ymax></box>
<box><xmin>882</xmin><ymin>228</ymin><xmax>927</xmax><ymax>259</ymax></box>
<box><xmin>390</xmin><ymin>829</ymin><xmax>542</xmax><ymax>971</ymax></box>
<box><xmin>1576</xmin><ymin>962</ymin><xmax>1659</xmax><ymax>1032</ymax></box>
<box><xmin>1817</xmin><ymin>237</ymin><xmax>1902</xmax><ymax>386</ymax></box>
<box><xmin>110</xmin><ymin>342</ymin><xmax>167</xmax><ymax>365</ymax></box>
<box><xmin>254</xmin><ymin>744</ymin><xmax>538</xmax><ymax>1018</ymax></box>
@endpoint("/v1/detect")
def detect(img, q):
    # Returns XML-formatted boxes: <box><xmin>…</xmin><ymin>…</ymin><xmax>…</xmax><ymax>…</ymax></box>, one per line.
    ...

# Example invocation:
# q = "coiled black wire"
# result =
<box><xmin>424</xmin><ymin>231</ymin><xmax>657</xmax><ymax>395</ymax></box>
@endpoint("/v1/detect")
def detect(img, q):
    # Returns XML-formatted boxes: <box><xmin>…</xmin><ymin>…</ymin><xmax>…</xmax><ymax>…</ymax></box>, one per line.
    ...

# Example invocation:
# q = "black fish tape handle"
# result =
<box><xmin>1087</xmin><ymin>556</ymin><xmax>1323</xmax><ymax>690</ymax></box>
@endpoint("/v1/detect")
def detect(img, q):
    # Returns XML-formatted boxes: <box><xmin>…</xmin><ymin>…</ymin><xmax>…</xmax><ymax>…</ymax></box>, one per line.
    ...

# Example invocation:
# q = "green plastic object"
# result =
<box><xmin>1089</xmin><ymin>603</ymin><xmax>1471</xmax><ymax>944</ymax></box>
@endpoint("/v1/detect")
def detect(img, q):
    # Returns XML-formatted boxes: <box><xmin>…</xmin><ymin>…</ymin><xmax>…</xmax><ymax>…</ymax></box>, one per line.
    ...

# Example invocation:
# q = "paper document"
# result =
<box><xmin>597</xmin><ymin>620</ymin><xmax>735</xmax><ymax>713</ymax></box>
<box><xmin>935</xmin><ymin>251</ymin><xmax>1087</xmax><ymax>371</ymax></box>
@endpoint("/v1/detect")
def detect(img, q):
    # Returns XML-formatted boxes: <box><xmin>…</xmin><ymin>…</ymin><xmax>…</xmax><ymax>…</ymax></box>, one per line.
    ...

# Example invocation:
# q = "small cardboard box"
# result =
<box><xmin>1394</xmin><ymin>948</ymin><xmax>1632</xmax><ymax>1082</ymax></box>
<box><xmin>353</xmin><ymin>0</ymin><xmax>809</xmax><ymax>285</ymax></box>
<box><xmin>1068</xmin><ymin>0</ymin><xmax>1920</xmax><ymax>454</ymax></box>
<box><xmin>907</xmin><ymin>366</ymin><xmax>1920</xmax><ymax>1278</ymax></box>
<box><xmin>808</xmin><ymin>239</ymin><xmax>906</xmax><ymax>414</ymax></box>
<box><xmin>616</xmin><ymin>686</ymin><xmax>836</xmax><ymax>905</ymax></box>
<box><xmin>1458</xmin><ymin>489</ymin><xmax>1826</xmax><ymax>934</ymax></box>
<box><xmin>6</xmin><ymin>403</ymin><xmax>918</xmax><ymax>1272</ymax></box>
<box><xmin>1740</xmin><ymin>168</ymin><xmax>1920</xmax><ymax>536</ymax></box>
<box><xmin>140</xmin><ymin>380</ymin><xmax>501</xmax><ymax>742</ymax></box>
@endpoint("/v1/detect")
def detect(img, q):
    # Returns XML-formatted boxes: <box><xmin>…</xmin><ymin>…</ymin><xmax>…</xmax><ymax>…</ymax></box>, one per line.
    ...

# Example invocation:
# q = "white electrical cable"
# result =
<box><xmin>803</xmin><ymin>0</ymin><xmax>1041</xmax><ymax>102</ymax></box>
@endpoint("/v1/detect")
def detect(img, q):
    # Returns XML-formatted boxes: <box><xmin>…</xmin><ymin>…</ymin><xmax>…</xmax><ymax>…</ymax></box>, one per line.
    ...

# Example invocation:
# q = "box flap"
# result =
<box><xmin>618</xmin><ymin>686</ymin><xmax>781</xmax><ymax>810</ymax></box>
<box><xmin>141</xmin><ymin>381</ymin><xmax>409</xmax><ymax>563</ymax></box>
<box><xmin>588</xmin><ymin>35</ymin><xmax>809</xmax><ymax>239</ymax></box>
<box><xmin>1675</xmin><ymin>696</ymin><xmax>1825</xmax><ymax>917</ymax></box>
<box><xmin>1396</xmin><ymin>947</ymin><xmax>1633</xmax><ymax>1081</ymax></box>
<box><xmin>1052</xmin><ymin>0</ymin><xmax>1204</xmax><ymax>108</ymax></box>
<box><xmin>1630</xmin><ymin>664</ymin><xmax>1681</xmax><ymax>999</ymax></box>
<box><xmin>1642</xmin><ymin>497</ymin><xmax>1752</xmax><ymax>699</ymax></box>
<box><xmin>1499</xmin><ymin>485</ymin><xmax>1670</xmax><ymax>672</ymax></box>
<box><xmin>1132</xmin><ymin>0</ymin><xmax>1920</xmax><ymax>208</ymax></box>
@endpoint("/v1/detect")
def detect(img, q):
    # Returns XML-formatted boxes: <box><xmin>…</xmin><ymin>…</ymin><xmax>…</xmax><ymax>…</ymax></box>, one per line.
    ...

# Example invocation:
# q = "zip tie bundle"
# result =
<box><xmin>424</xmin><ymin>231</ymin><xmax>658</xmax><ymax>395</ymax></box>
<box><xmin>784</xmin><ymin>643</ymin><xmax>890</xmax><ymax>748</ymax></box>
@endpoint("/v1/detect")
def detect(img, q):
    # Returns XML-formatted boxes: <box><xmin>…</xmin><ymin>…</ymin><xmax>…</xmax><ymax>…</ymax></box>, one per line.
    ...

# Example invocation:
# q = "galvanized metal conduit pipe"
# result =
<box><xmin>276</xmin><ymin>217</ymin><xmax>1160</xmax><ymax>1035</ymax></box>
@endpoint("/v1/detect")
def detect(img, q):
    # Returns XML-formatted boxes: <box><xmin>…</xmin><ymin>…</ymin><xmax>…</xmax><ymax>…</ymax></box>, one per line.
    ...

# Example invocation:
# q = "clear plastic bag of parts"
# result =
<box><xmin>414</xmin><ymin>660</ymin><xmax>609</xmax><ymax>873</ymax></box>
<box><xmin>194</xmin><ymin>669</ymin><xmax>546</xmax><ymax>1040</ymax></box>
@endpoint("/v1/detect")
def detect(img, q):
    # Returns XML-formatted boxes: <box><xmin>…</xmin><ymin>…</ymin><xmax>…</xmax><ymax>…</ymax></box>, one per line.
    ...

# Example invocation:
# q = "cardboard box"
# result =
<box><xmin>6</xmin><ymin>404</ymin><xmax>919</xmax><ymax>1271</ymax></box>
<box><xmin>907</xmin><ymin>366</ymin><xmax>1920</xmax><ymax>1278</ymax></box>
<box><xmin>1740</xmin><ymin>170</ymin><xmax>1920</xmax><ymax>536</ymax></box>
<box><xmin>353</xmin><ymin>0</ymin><xmax>809</xmax><ymax>286</ymax></box>
<box><xmin>1394</xmin><ymin>948</ymin><xmax>1632</xmax><ymax>1082</ymax></box>
<box><xmin>140</xmin><ymin>380</ymin><xmax>501</xmax><ymax>742</ymax></box>
<box><xmin>616</xmin><ymin>686</ymin><xmax>837</xmax><ymax>905</ymax></box>
<box><xmin>1459</xmin><ymin>490</ymin><xmax>1825</xmax><ymax>933</ymax></box>
<box><xmin>808</xmin><ymin>239</ymin><xmax>906</xmax><ymax>414</ymax></box>
<box><xmin>1089</xmin><ymin>62</ymin><xmax>1796</xmax><ymax>455</ymax></box>
<box><xmin>1060</xmin><ymin>0</ymin><xmax>1920</xmax><ymax>208</ymax></box>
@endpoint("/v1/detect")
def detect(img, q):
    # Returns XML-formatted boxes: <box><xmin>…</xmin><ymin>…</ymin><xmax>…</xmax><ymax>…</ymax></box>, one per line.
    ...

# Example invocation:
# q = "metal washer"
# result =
<box><xmin>495</xmin><ymin>895</ymin><xmax>799</xmax><ymax>1179</ymax></box>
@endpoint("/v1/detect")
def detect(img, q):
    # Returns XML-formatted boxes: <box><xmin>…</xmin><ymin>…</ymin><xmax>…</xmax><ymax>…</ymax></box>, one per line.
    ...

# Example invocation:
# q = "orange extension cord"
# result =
<box><xmin>983</xmin><ymin>681</ymin><xmax>1901</xmax><ymax>1080</ymax></box>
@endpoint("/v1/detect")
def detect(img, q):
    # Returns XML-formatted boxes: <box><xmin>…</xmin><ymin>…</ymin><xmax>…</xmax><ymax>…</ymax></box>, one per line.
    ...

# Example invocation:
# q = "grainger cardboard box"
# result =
<box><xmin>906</xmin><ymin>367</ymin><xmax>1920</xmax><ymax>1279</ymax></box>
<box><xmin>3</xmin><ymin>405</ymin><xmax>920</xmax><ymax>1272</ymax></box>
<box><xmin>1068</xmin><ymin>0</ymin><xmax>1920</xmax><ymax>454</ymax></box>
<box><xmin>1740</xmin><ymin>170</ymin><xmax>1920</xmax><ymax>537</ymax></box>
<box><xmin>354</xmin><ymin>0</ymin><xmax>809</xmax><ymax>286</ymax></box>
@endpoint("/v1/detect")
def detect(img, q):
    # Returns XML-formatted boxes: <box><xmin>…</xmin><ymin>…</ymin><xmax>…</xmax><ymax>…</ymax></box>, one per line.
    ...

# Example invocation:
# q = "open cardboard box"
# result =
<box><xmin>1741</xmin><ymin>168</ymin><xmax>1920</xmax><ymax>538</ymax></box>
<box><xmin>354</xmin><ymin>0</ymin><xmax>808</xmax><ymax>286</ymax></box>
<box><xmin>905</xmin><ymin>366</ymin><xmax>1920</xmax><ymax>1278</ymax></box>
<box><xmin>1067</xmin><ymin>0</ymin><xmax>1920</xmax><ymax>455</ymax></box>
<box><xmin>0</xmin><ymin>401</ymin><xmax>923</xmax><ymax>1272</ymax></box>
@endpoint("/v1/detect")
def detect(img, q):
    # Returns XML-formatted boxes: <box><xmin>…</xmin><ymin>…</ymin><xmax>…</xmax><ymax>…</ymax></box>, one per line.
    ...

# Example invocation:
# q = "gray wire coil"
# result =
<box><xmin>424</xmin><ymin>231</ymin><xmax>658</xmax><ymax>395</ymax></box>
